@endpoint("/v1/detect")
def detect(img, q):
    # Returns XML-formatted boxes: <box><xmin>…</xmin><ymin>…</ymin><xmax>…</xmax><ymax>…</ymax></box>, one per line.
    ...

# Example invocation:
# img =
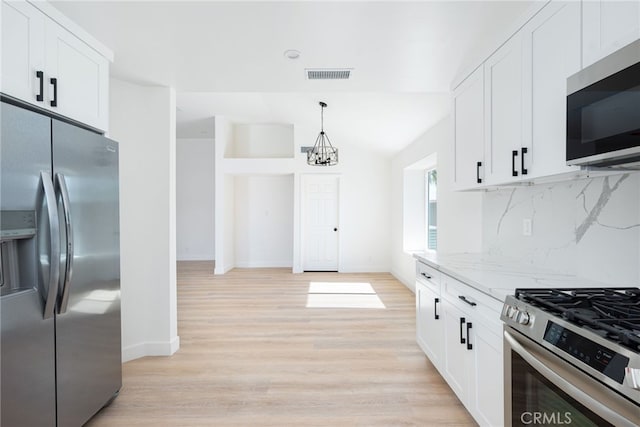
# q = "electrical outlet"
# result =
<box><xmin>523</xmin><ymin>218</ymin><xmax>532</xmax><ymax>236</ymax></box>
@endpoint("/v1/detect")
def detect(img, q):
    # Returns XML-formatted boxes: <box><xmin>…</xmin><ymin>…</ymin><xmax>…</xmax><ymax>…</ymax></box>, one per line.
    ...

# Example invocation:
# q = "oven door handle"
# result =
<box><xmin>504</xmin><ymin>330</ymin><xmax>638</xmax><ymax>427</ymax></box>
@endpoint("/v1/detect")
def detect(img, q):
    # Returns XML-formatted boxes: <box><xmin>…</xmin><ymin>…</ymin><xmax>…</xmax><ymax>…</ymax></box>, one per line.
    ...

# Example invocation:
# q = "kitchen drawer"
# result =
<box><xmin>441</xmin><ymin>273</ymin><xmax>503</xmax><ymax>332</ymax></box>
<box><xmin>416</xmin><ymin>261</ymin><xmax>440</xmax><ymax>293</ymax></box>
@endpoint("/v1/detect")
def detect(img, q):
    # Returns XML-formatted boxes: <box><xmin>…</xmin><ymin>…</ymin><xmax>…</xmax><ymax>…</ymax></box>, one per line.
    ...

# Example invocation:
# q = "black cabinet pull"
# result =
<box><xmin>458</xmin><ymin>295</ymin><xmax>477</xmax><ymax>307</ymax></box>
<box><xmin>459</xmin><ymin>317</ymin><xmax>466</xmax><ymax>344</ymax></box>
<box><xmin>521</xmin><ymin>147</ymin><xmax>528</xmax><ymax>175</ymax></box>
<box><xmin>420</xmin><ymin>272</ymin><xmax>432</xmax><ymax>280</ymax></box>
<box><xmin>512</xmin><ymin>150</ymin><xmax>518</xmax><ymax>177</ymax></box>
<box><xmin>36</xmin><ymin>71</ymin><xmax>44</xmax><ymax>102</ymax></box>
<box><xmin>466</xmin><ymin>322</ymin><xmax>473</xmax><ymax>350</ymax></box>
<box><xmin>434</xmin><ymin>298</ymin><xmax>439</xmax><ymax>320</ymax></box>
<box><xmin>476</xmin><ymin>161</ymin><xmax>482</xmax><ymax>184</ymax></box>
<box><xmin>50</xmin><ymin>78</ymin><xmax>57</xmax><ymax>107</ymax></box>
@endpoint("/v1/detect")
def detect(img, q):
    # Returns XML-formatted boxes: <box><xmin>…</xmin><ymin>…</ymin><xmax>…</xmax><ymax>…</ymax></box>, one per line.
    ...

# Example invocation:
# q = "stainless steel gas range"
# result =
<box><xmin>501</xmin><ymin>288</ymin><xmax>640</xmax><ymax>427</ymax></box>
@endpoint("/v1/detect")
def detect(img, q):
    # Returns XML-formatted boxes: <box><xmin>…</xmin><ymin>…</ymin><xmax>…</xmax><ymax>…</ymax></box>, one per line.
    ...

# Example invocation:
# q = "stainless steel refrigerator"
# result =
<box><xmin>1</xmin><ymin>100</ymin><xmax>121</xmax><ymax>426</ymax></box>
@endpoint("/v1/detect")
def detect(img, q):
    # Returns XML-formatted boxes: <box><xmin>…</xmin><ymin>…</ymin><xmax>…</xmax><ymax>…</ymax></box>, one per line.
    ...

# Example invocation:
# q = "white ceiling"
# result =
<box><xmin>52</xmin><ymin>1</ymin><xmax>532</xmax><ymax>153</ymax></box>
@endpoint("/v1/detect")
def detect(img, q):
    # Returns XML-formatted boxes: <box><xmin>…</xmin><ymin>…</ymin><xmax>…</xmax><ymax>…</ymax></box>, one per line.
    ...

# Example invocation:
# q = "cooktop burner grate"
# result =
<box><xmin>515</xmin><ymin>288</ymin><xmax>640</xmax><ymax>352</ymax></box>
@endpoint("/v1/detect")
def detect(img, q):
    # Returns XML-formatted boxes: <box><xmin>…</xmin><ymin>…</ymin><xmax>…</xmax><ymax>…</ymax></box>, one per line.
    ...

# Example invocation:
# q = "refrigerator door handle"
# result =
<box><xmin>39</xmin><ymin>172</ymin><xmax>60</xmax><ymax>319</ymax></box>
<box><xmin>55</xmin><ymin>173</ymin><xmax>73</xmax><ymax>314</ymax></box>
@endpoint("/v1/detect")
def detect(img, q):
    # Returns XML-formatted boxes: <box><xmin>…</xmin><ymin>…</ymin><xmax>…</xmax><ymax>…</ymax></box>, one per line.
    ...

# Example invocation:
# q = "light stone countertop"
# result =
<box><xmin>413</xmin><ymin>252</ymin><xmax>616</xmax><ymax>302</ymax></box>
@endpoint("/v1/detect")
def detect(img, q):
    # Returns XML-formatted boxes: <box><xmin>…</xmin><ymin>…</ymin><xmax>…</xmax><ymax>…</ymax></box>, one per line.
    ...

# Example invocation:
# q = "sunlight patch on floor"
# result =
<box><xmin>306</xmin><ymin>281</ymin><xmax>386</xmax><ymax>309</ymax></box>
<box><xmin>308</xmin><ymin>282</ymin><xmax>375</xmax><ymax>294</ymax></box>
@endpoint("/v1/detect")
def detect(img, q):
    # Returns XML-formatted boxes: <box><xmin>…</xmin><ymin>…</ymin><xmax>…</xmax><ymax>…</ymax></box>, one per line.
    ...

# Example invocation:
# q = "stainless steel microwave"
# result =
<box><xmin>567</xmin><ymin>39</ymin><xmax>640</xmax><ymax>167</ymax></box>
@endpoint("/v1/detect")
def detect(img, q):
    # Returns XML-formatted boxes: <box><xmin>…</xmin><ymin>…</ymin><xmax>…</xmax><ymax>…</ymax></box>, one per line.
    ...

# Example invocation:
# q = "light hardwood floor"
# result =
<box><xmin>87</xmin><ymin>262</ymin><xmax>476</xmax><ymax>426</ymax></box>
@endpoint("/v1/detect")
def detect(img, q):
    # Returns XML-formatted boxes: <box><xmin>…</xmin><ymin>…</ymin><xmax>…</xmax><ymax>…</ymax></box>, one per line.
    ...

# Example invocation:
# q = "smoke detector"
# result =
<box><xmin>284</xmin><ymin>49</ymin><xmax>301</xmax><ymax>60</ymax></box>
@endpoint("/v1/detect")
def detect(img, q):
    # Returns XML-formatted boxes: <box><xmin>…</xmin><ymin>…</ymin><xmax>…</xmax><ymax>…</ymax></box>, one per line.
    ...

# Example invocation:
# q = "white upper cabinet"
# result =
<box><xmin>1</xmin><ymin>0</ymin><xmax>111</xmax><ymax>132</ymax></box>
<box><xmin>1</xmin><ymin>0</ymin><xmax>45</xmax><ymax>104</ymax></box>
<box><xmin>453</xmin><ymin>66</ymin><xmax>485</xmax><ymax>190</ymax></box>
<box><xmin>522</xmin><ymin>1</ymin><xmax>581</xmax><ymax>179</ymax></box>
<box><xmin>484</xmin><ymin>33</ymin><xmax>526</xmax><ymax>185</ymax></box>
<box><xmin>45</xmin><ymin>20</ymin><xmax>109</xmax><ymax>132</ymax></box>
<box><xmin>583</xmin><ymin>0</ymin><xmax>640</xmax><ymax>68</ymax></box>
<box><xmin>451</xmin><ymin>0</ymin><xmax>600</xmax><ymax>190</ymax></box>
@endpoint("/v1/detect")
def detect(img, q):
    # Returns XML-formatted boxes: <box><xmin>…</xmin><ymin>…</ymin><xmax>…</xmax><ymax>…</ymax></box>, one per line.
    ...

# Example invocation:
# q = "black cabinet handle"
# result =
<box><xmin>476</xmin><ymin>161</ymin><xmax>482</xmax><ymax>184</ymax></box>
<box><xmin>434</xmin><ymin>298</ymin><xmax>439</xmax><ymax>320</ymax></box>
<box><xmin>459</xmin><ymin>317</ymin><xmax>466</xmax><ymax>344</ymax></box>
<box><xmin>333</xmin><ymin>228</ymin><xmax>338</xmax><ymax>232</ymax></box>
<box><xmin>521</xmin><ymin>147</ymin><xmax>528</xmax><ymax>175</ymax></box>
<box><xmin>512</xmin><ymin>150</ymin><xmax>518</xmax><ymax>177</ymax></box>
<box><xmin>458</xmin><ymin>295</ymin><xmax>477</xmax><ymax>307</ymax></box>
<box><xmin>420</xmin><ymin>272</ymin><xmax>432</xmax><ymax>280</ymax></box>
<box><xmin>50</xmin><ymin>78</ymin><xmax>57</xmax><ymax>107</ymax></box>
<box><xmin>36</xmin><ymin>71</ymin><xmax>44</xmax><ymax>102</ymax></box>
<box><xmin>466</xmin><ymin>322</ymin><xmax>473</xmax><ymax>350</ymax></box>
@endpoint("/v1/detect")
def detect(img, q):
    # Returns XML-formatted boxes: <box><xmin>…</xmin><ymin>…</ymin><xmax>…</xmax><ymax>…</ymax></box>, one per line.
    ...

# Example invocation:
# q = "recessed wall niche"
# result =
<box><xmin>224</xmin><ymin>123</ymin><xmax>294</xmax><ymax>159</ymax></box>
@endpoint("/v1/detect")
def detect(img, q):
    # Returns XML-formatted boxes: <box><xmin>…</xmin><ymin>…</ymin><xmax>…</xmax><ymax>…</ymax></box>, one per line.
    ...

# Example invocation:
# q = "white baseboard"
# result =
<box><xmin>177</xmin><ymin>254</ymin><xmax>215</xmax><ymax>261</ymax></box>
<box><xmin>122</xmin><ymin>336</ymin><xmax>180</xmax><ymax>363</ymax></box>
<box><xmin>235</xmin><ymin>260</ymin><xmax>293</xmax><ymax>268</ymax></box>
<box><xmin>338</xmin><ymin>265</ymin><xmax>390</xmax><ymax>273</ymax></box>
<box><xmin>391</xmin><ymin>268</ymin><xmax>415</xmax><ymax>293</ymax></box>
<box><xmin>214</xmin><ymin>263</ymin><xmax>234</xmax><ymax>275</ymax></box>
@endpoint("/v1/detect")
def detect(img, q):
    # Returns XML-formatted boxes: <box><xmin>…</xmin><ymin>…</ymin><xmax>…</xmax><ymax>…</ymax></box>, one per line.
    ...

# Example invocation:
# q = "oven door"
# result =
<box><xmin>504</xmin><ymin>328</ymin><xmax>640</xmax><ymax>427</ymax></box>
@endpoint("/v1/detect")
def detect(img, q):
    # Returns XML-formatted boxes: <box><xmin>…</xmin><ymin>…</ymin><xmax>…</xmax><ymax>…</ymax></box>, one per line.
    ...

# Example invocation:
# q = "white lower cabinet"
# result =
<box><xmin>442</xmin><ymin>299</ymin><xmax>471</xmax><ymax>402</ymax></box>
<box><xmin>469</xmin><ymin>320</ymin><xmax>503</xmax><ymax>426</ymax></box>
<box><xmin>416</xmin><ymin>263</ymin><xmax>504</xmax><ymax>427</ymax></box>
<box><xmin>416</xmin><ymin>279</ymin><xmax>444</xmax><ymax>369</ymax></box>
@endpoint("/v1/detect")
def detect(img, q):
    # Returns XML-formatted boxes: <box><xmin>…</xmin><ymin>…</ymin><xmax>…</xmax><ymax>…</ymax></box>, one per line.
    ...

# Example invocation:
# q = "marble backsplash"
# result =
<box><xmin>482</xmin><ymin>172</ymin><xmax>640</xmax><ymax>286</ymax></box>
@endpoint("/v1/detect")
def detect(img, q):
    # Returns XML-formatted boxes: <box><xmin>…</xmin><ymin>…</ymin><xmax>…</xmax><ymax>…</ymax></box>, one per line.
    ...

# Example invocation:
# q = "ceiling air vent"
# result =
<box><xmin>306</xmin><ymin>68</ymin><xmax>352</xmax><ymax>80</ymax></box>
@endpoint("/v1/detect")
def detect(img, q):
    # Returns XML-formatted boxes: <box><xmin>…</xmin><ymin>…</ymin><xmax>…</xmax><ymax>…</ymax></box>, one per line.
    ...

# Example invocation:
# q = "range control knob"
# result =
<box><xmin>506</xmin><ymin>305</ymin><xmax>517</xmax><ymax>319</ymax></box>
<box><xmin>516</xmin><ymin>311</ymin><xmax>531</xmax><ymax>325</ymax></box>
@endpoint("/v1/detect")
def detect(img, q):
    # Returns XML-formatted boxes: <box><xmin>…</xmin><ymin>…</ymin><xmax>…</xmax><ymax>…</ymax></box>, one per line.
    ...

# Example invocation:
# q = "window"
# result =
<box><xmin>401</xmin><ymin>153</ymin><xmax>436</xmax><ymax>254</ymax></box>
<box><xmin>426</xmin><ymin>168</ymin><xmax>437</xmax><ymax>250</ymax></box>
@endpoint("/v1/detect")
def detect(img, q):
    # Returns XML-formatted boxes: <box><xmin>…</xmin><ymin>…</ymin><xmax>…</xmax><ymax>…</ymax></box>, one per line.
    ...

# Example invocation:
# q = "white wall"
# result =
<box><xmin>223</xmin><ymin>175</ymin><xmax>236</xmax><ymax>272</ymax></box>
<box><xmin>109</xmin><ymin>78</ymin><xmax>179</xmax><ymax>362</ymax></box>
<box><xmin>482</xmin><ymin>173</ymin><xmax>640</xmax><ymax>285</ymax></box>
<box><xmin>228</xmin><ymin>123</ymin><xmax>294</xmax><ymax>158</ymax></box>
<box><xmin>292</xmin><ymin>125</ymin><xmax>392</xmax><ymax>273</ymax></box>
<box><xmin>336</xmin><ymin>145</ymin><xmax>391</xmax><ymax>272</ymax></box>
<box><xmin>214</xmin><ymin>116</ymin><xmax>233</xmax><ymax>274</ymax></box>
<box><xmin>214</xmin><ymin>117</ymin><xmax>392</xmax><ymax>275</ymax></box>
<box><xmin>235</xmin><ymin>175</ymin><xmax>294</xmax><ymax>267</ymax></box>
<box><xmin>176</xmin><ymin>137</ymin><xmax>215</xmax><ymax>261</ymax></box>
<box><xmin>390</xmin><ymin>114</ymin><xmax>483</xmax><ymax>290</ymax></box>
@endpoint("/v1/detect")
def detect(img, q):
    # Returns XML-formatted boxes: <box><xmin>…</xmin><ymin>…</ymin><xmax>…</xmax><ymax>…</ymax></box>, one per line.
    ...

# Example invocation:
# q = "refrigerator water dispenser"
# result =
<box><xmin>0</xmin><ymin>210</ymin><xmax>36</xmax><ymax>296</ymax></box>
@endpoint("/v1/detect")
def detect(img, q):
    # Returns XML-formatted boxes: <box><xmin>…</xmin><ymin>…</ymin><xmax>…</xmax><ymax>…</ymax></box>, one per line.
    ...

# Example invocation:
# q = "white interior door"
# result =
<box><xmin>302</xmin><ymin>175</ymin><xmax>339</xmax><ymax>271</ymax></box>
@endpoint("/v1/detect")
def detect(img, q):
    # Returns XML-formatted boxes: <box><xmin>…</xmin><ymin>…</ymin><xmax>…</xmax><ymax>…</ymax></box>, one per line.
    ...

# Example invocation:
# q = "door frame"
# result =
<box><xmin>299</xmin><ymin>173</ymin><xmax>341</xmax><ymax>272</ymax></box>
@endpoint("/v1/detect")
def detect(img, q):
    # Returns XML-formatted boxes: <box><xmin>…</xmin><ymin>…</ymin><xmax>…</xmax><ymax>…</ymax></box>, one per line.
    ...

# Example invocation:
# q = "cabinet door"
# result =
<box><xmin>453</xmin><ymin>66</ymin><xmax>484</xmax><ymax>190</ymax></box>
<box><xmin>468</xmin><ymin>323</ymin><xmax>503</xmax><ymax>427</ymax></box>
<box><xmin>416</xmin><ymin>282</ymin><xmax>444</xmax><ymax>369</ymax></box>
<box><xmin>583</xmin><ymin>0</ymin><xmax>640</xmax><ymax>68</ymax></box>
<box><xmin>442</xmin><ymin>299</ymin><xmax>470</xmax><ymax>403</ymax></box>
<box><xmin>523</xmin><ymin>1</ymin><xmax>581</xmax><ymax>179</ymax></box>
<box><xmin>1</xmin><ymin>0</ymin><xmax>45</xmax><ymax>105</ymax></box>
<box><xmin>484</xmin><ymin>34</ymin><xmax>525</xmax><ymax>185</ymax></box>
<box><xmin>45</xmin><ymin>20</ymin><xmax>109</xmax><ymax>131</ymax></box>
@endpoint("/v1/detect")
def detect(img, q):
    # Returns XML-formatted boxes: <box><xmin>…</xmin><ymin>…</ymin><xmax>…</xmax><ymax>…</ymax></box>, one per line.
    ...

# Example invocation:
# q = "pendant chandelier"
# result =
<box><xmin>307</xmin><ymin>101</ymin><xmax>338</xmax><ymax>166</ymax></box>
